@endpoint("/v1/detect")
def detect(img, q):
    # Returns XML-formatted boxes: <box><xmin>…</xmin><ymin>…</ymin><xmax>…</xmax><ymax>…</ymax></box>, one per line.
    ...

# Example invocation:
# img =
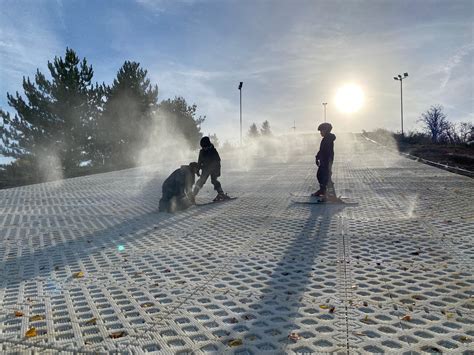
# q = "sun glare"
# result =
<box><xmin>335</xmin><ymin>84</ymin><xmax>364</xmax><ymax>113</ymax></box>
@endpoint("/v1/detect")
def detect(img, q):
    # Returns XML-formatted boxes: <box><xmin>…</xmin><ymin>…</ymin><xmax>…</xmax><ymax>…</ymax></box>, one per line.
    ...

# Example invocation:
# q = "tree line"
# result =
<box><xmin>418</xmin><ymin>105</ymin><xmax>472</xmax><ymax>145</ymax></box>
<box><xmin>0</xmin><ymin>48</ymin><xmax>205</xmax><ymax>188</ymax></box>
<box><xmin>248</xmin><ymin>120</ymin><xmax>272</xmax><ymax>138</ymax></box>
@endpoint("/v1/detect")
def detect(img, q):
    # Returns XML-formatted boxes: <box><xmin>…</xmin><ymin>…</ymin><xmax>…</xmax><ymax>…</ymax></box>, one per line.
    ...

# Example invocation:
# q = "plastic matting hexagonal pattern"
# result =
<box><xmin>0</xmin><ymin>134</ymin><xmax>473</xmax><ymax>353</ymax></box>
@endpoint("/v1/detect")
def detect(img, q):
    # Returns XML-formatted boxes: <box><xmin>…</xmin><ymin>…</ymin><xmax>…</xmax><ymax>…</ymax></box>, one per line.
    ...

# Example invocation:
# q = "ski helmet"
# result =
<box><xmin>318</xmin><ymin>123</ymin><xmax>332</xmax><ymax>132</ymax></box>
<box><xmin>200</xmin><ymin>136</ymin><xmax>211</xmax><ymax>147</ymax></box>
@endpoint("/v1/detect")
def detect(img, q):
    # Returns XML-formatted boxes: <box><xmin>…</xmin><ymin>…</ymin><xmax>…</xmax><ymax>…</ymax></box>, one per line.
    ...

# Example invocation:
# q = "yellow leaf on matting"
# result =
<box><xmin>25</xmin><ymin>327</ymin><xmax>37</xmax><ymax>338</ymax></box>
<box><xmin>109</xmin><ymin>331</ymin><xmax>126</xmax><ymax>339</ymax></box>
<box><xmin>73</xmin><ymin>271</ymin><xmax>85</xmax><ymax>278</ymax></box>
<box><xmin>319</xmin><ymin>304</ymin><xmax>329</xmax><ymax>309</ymax></box>
<box><xmin>228</xmin><ymin>339</ymin><xmax>243</xmax><ymax>347</ymax></box>
<box><xmin>29</xmin><ymin>315</ymin><xmax>44</xmax><ymax>321</ymax></box>
<box><xmin>85</xmin><ymin>318</ymin><xmax>97</xmax><ymax>325</ymax></box>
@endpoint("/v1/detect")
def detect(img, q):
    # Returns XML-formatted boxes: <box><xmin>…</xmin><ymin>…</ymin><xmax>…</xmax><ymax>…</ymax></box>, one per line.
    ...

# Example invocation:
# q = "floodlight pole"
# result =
<box><xmin>393</xmin><ymin>73</ymin><xmax>408</xmax><ymax>135</ymax></box>
<box><xmin>322</xmin><ymin>102</ymin><xmax>328</xmax><ymax>123</ymax></box>
<box><xmin>238</xmin><ymin>82</ymin><xmax>243</xmax><ymax>147</ymax></box>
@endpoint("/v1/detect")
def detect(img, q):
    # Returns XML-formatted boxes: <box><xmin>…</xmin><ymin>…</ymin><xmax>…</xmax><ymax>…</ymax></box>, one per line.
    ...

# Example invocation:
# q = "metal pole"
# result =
<box><xmin>400</xmin><ymin>79</ymin><xmax>404</xmax><ymax>135</ymax></box>
<box><xmin>239</xmin><ymin>89</ymin><xmax>242</xmax><ymax>147</ymax></box>
<box><xmin>394</xmin><ymin>73</ymin><xmax>407</xmax><ymax>135</ymax></box>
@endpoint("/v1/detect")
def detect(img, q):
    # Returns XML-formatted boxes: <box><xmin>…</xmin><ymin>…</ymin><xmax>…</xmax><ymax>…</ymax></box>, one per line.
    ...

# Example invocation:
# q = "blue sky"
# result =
<box><xmin>1</xmin><ymin>0</ymin><xmax>473</xmax><ymax>149</ymax></box>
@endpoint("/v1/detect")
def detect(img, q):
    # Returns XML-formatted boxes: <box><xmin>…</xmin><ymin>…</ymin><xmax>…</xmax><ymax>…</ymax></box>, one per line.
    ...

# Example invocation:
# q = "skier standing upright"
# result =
<box><xmin>313</xmin><ymin>123</ymin><xmax>336</xmax><ymax>198</ymax></box>
<box><xmin>192</xmin><ymin>136</ymin><xmax>228</xmax><ymax>202</ymax></box>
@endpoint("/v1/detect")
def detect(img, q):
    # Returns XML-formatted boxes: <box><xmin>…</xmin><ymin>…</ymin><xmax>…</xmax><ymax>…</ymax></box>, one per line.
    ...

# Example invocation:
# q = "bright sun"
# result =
<box><xmin>335</xmin><ymin>84</ymin><xmax>364</xmax><ymax>113</ymax></box>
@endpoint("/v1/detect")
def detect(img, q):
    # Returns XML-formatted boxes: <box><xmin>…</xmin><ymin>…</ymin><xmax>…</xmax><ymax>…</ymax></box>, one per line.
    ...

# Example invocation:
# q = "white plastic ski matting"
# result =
<box><xmin>0</xmin><ymin>134</ymin><xmax>473</xmax><ymax>353</ymax></box>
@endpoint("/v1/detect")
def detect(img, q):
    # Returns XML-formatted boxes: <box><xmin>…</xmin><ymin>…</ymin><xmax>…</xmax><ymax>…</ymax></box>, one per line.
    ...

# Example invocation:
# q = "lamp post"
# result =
<box><xmin>393</xmin><ymin>73</ymin><xmax>408</xmax><ymax>135</ymax></box>
<box><xmin>238</xmin><ymin>82</ymin><xmax>243</xmax><ymax>146</ymax></box>
<box><xmin>322</xmin><ymin>102</ymin><xmax>328</xmax><ymax>123</ymax></box>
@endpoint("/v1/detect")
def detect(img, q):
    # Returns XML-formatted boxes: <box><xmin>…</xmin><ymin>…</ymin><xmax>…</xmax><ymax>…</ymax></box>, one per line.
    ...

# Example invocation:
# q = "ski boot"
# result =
<box><xmin>311</xmin><ymin>190</ymin><xmax>325</xmax><ymax>197</ymax></box>
<box><xmin>213</xmin><ymin>192</ymin><xmax>229</xmax><ymax>202</ymax></box>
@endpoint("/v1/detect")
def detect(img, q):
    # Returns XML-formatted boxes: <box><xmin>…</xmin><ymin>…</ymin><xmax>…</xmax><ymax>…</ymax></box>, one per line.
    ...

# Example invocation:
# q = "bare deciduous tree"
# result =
<box><xmin>458</xmin><ymin>122</ymin><xmax>474</xmax><ymax>144</ymax></box>
<box><xmin>418</xmin><ymin>105</ymin><xmax>449</xmax><ymax>143</ymax></box>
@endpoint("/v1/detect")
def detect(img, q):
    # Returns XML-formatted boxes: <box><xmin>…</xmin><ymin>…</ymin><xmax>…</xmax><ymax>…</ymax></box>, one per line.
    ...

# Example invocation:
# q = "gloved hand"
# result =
<box><xmin>315</xmin><ymin>156</ymin><xmax>320</xmax><ymax>166</ymax></box>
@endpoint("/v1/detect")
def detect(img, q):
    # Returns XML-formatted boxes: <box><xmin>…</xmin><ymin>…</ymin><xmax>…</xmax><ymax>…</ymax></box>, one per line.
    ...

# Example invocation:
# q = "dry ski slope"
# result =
<box><xmin>0</xmin><ymin>134</ymin><xmax>473</xmax><ymax>353</ymax></box>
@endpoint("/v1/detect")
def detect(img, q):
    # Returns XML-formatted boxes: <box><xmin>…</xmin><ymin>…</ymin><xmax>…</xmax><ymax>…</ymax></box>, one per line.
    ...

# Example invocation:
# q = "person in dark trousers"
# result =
<box><xmin>192</xmin><ymin>136</ymin><xmax>228</xmax><ymax>202</ymax></box>
<box><xmin>159</xmin><ymin>162</ymin><xmax>200</xmax><ymax>213</ymax></box>
<box><xmin>313</xmin><ymin>123</ymin><xmax>336</xmax><ymax>198</ymax></box>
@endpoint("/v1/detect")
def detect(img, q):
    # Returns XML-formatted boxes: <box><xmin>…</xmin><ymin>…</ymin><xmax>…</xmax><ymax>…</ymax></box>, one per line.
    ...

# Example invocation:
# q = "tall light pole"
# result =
<box><xmin>238</xmin><ymin>82</ymin><xmax>243</xmax><ymax>146</ymax></box>
<box><xmin>393</xmin><ymin>72</ymin><xmax>408</xmax><ymax>135</ymax></box>
<box><xmin>322</xmin><ymin>102</ymin><xmax>328</xmax><ymax>123</ymax></box>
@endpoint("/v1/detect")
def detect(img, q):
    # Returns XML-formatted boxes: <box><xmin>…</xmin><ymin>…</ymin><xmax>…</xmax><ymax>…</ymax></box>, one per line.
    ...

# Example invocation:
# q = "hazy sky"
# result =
<box><xmin>1</xmin><ymin>0</ymin><xmax>473</xmax><ymax>144</ymax></box>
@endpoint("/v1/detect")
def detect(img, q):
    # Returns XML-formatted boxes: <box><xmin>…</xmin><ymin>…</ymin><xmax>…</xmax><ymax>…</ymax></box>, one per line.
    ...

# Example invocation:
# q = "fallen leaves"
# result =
<box><xmin>288</xmin><ymin>332</ymin><xmax>302</xmax><ymax>342</ymax></box>
<box><xmin>446</xmin><ymin>312</ymin><xmax>455</xmax><ymax>320</ymax></box>
<box><xmin>73</xmin><ymin>271</ymin><xmax>85</xmax><ymax>279</ymax></box>
<box><xmin>84</xmin><ymin>318</ymin><xmax>97</xmax><ymax>326</ymax></box>
<box><xmin>400</xmin><ymin>315</ymin><xmax>412</xmax><ymax>321</ymax></box>
<box><xmin>25</xmin><ymin>327</ymin><xmax>37</xmax><ymax>338</ymax></box>
<box><xmin>14</xmin><ymin>311</ymin><xmax>24</xmax><ymax>317</ymax></box>
<box><xmin>109</xmin><ymin>331</ymin><xmax>126</xmax><ymax>339</ymax></box>
<box><xmin>228</xmin><ymin>338</ymin><xmax>243</xmax><ymax>347</ymax></box>
<box><xmin>459</xmin><ymin>335</ymin><xmax>471</xmax><ymax>343</ymax></box>
<box><xmin>29</xmin><ymin>315</ymin><xmax>45</xmax><ymax>321</ymax></box>
<box><xmin>319</xmin><ymin>304</ymin><xmax>335</xmax><ymax>313</ymax></box>
<box><xmin>140</xmin><ymin>302</ymin><xmax>154</xmax><ymax>308</ymax></box>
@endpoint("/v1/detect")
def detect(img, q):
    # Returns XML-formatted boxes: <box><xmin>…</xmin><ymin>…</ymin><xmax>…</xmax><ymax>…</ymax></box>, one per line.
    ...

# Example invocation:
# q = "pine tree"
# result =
<box><xmin>98</xmin><ymin>61</ymin><xmax>158</xmax><ymax>167</ymax></box>
<box><xmin>158</xmin><ymin>96</ymin><xmax>205</xmax><ymax>150</ymax></box>
<box><xmin>260</xmin><ymin>120</ymin><xmax>272</xmax><ymax>136</ymax></box>
<box><xmin>248</xmin><ymin>123</ymin><xmax>259</xmax><ymax>138</ymax></box>
<box><xmin>0</xmin><ymin>48</ymin><xmax>100</xmax><ymax>180</ymax></box>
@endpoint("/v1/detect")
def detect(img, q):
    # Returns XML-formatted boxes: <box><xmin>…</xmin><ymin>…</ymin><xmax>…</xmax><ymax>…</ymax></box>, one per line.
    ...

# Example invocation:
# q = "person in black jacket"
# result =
<box><xmin>313</xmin><ymin>123</ymin><xmax>336</xmax><ymax>198</ymax></box>
<box><xmin>192</xmin><ymin>136</ymin><xmax>228</xmax><ymax>202</ymax></box>
<box><xmin>159</xmin><ymin>162</ymin><xmax>200</xmax><ymax>213</ymax></box>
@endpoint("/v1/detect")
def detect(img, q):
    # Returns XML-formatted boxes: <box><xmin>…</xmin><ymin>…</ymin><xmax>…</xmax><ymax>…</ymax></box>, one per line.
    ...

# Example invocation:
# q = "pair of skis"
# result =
<box><xmin>195</xmin><ymin>195</ymin><xmax>237</xmax><ymax>207</ymax></box>
<box><xmin>289</xmin><ymin>192</ymin><xmax>357</xmax><ymax>205</ymax></box>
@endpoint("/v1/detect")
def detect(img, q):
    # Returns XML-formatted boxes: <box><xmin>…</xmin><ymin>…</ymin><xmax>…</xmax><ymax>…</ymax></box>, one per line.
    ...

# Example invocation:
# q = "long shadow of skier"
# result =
<box><xmin>227</xmin><ymin>202</ymin><xmax>347</xmax><ymax>351</ymax></box>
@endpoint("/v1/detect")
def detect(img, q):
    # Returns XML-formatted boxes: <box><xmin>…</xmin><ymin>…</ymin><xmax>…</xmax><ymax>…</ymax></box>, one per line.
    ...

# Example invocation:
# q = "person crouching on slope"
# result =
<box><xmin>313</xmin><ymin>123</ymin><xmax>336</xmax><ymax>198</ymax></box>
<box><xmin>159</xmin><ymin>162</ymin><xmax>200</xmax><ymax>213</ymax></box>
<box><xmin>192</xmin><ymin>136</ymin><xmax>229</xmax><ymax>202</ymax></box>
